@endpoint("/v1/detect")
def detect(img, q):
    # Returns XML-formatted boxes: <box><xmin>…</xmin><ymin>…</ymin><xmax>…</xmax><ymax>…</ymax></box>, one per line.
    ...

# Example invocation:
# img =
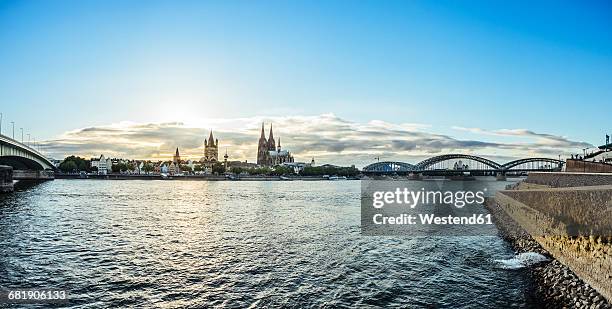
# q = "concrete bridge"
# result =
<box><xmin>0</xmin><ymin>134</ymin><xmax>55</xmax><ymax>192</ymax></box>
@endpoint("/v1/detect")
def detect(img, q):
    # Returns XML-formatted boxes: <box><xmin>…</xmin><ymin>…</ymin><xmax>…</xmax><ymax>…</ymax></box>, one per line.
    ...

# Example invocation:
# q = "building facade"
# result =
<box><xmin>91</xmin><ymin>154</ymin><xmax>112</xmax><ymax>175</ymax></box>
<box><xmin>256</xmin><ymin>123</ymin><xmax>294</xmax><ymax>166</ymax></box>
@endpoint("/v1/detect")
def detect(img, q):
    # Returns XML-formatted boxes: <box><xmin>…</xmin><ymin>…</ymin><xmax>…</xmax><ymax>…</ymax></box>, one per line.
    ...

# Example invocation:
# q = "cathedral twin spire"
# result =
<box><xmin>259</xmin><ymin>122</ymin><xmax>280</xmax><ymax>150</ymax></box>
<box><xmin>257</xmin><ymin>122</ymin><xmax>290</xmax><ymax>165</ymax></box>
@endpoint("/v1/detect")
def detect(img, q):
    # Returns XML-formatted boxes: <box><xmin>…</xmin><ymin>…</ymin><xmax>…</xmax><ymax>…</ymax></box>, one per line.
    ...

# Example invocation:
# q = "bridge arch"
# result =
<box><xmin>501</xmin><ymin>158</ymin><xmax>563</xmax><ymax>171</ymax></box>
<box><xmin>415</xmin><ymin>154</ymin><xmax>501</xmax><ymax>171</ymax></box>
<box><xmin>0</xmin><ymin>135</ymin><xmax>55</xmax><ymax>170</ymax></box>
<box><xmin>0</xmin><ymin>156</ymin><xmax>45</xmax><ymax>170</ymax></box>
<box><xmin>362</xmin><ymin>161</ymin><xmax>417</xmax><ymax>173</ymax></box>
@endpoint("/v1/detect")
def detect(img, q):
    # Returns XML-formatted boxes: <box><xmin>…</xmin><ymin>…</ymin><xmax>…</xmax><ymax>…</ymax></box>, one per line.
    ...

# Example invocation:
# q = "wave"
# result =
<box><xmin>495</xmin><ymin>252</ymin><xmax>549</xmax><ymax>269</ymax></box>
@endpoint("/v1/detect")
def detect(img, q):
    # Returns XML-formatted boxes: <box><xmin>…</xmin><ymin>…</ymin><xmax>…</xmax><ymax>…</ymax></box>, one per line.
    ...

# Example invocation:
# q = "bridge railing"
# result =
<box><xmin>0</xmin><ymin>133</ymin><xmax>51</xmax><ymax>165</ymax></box>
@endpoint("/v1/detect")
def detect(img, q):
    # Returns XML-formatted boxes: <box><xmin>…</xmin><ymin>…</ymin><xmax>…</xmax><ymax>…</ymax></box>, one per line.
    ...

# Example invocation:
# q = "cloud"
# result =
<box><xmin>452</xmin><ymin>126</ymin><xmax>592</xmax><ymax>148</ymax></box>
<box><xmin>40</xmin><ymin>115</ymin><xmax>592</xmax><ymax>168</ymax></box>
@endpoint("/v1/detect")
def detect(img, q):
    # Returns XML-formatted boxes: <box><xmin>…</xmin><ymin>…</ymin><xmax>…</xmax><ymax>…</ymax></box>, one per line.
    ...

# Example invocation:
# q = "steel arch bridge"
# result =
<box><xmin>362</xmin><ymin>154</ymin><xmax>564</xmax><ymax>174</ymax></box>
<box><xmin>362</xmin><ymin>161</ymin><xmax>417</xmax><ymax>173</ymax></box>
<box><xmin>501</xmin><ymin>158</ymin><xmax>563</xmax><ymax>171</ymax></box>
<box><xmin>415</xmin><ymin>154</ymin><xmax>502</xmax><ymax>171</ymax></box>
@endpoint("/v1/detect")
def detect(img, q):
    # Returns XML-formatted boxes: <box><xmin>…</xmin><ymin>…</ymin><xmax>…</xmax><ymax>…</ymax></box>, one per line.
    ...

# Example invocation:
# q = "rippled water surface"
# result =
<box><xmin>0</xmin><ymin>179</ymin><xmax>538</xmax><ymax>308</ymax></box>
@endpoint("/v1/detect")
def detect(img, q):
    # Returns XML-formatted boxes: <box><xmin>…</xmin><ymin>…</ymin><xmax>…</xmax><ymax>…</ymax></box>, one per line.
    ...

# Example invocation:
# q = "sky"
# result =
<box><xmin>0</xmin><ymin>0</ymin><xmax>610</xmax><ymax>167</ymax></box>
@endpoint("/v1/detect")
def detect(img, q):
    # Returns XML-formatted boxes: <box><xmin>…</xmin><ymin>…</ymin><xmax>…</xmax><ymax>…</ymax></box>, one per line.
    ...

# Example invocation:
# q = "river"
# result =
<box><xmin>0</xmin><ymin>179</ymin><xmax>540</xmax><ymax>308</ymax></box>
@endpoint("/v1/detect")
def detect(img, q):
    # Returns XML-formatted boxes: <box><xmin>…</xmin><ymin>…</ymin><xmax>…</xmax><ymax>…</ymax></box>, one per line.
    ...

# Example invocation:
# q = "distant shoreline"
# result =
<box><xmin>54</xmin><ymin>174</ymin><xmax>528</xmax><ymax>181</ymax></box>
<box><xmin>55</xmin><ymin>174</ymin><xmax>360</xmax><ymax>181</ymax></box>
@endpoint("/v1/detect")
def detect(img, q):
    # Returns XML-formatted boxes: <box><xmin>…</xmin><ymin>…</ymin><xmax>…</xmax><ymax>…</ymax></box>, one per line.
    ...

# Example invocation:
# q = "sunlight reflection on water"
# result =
<box><xmin>0</xmin><ymin>179</ymin><xmax>537</xmax><ymax>308</ymax></box>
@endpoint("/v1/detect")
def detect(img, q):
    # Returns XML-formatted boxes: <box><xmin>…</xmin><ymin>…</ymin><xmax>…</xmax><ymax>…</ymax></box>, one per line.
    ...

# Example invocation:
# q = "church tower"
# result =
<box><xmin>267</xmin><ymin>123</ymin><xmax>276</xmax><ymax>151</ymax></box>
<box><xmin>173</xmin><ymin>147</ymin><xmax>181</xmax><ymax>163</ymax></box>
<box><xmin>257</xmin><ymin>123</ymin><xmax>269</xmax><ymax>165</ymax></box>
<box><xmin>204</xmin><ymin>131</ymin><xmax>219</xmax><ymax>162</ymax></box>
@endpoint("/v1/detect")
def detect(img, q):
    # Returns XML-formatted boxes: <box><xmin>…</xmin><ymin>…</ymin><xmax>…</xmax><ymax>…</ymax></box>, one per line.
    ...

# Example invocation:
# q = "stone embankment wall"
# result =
<box><xmin>525</xmin><ymin>172</ymin><xmax>612</xmax><ymax>188</ymax></box>
<box><xmin>12</xmin><ymin>169</ymin><xmax>55</xmax><ymax>180</ymax></box>
<box><xmin>495</xmin><ymin>173</ymin><xmax>612</xmax><ymax>302</ymax></box>
<box><xmin>485</xmin><ymin>198</ymin><xmax>609</xmax><ymax>308</ymax></box>
<box><xmin>566</xmin><ymin>159</ymin><xmax>612</xmax><ymax>173</ymax></box>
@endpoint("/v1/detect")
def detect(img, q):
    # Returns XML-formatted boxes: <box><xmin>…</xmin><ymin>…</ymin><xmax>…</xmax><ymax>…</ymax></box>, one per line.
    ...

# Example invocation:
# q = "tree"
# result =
<box><xmin>247</xmin><ymin>167</ymin><xmax>271</xmax><ymax>175</ymax></box>
<box><xmin>300</xmin><ymin>165</ymin><xmax>359</xmax><ymax>176</ymax></box>
<box><xmin>119</xmin><ymin>163</ymin><xmax>129</xmax><ymax>173</ymax></box>
<box><xmin>111</xmin><ymin>164</ymin><xmax>121</xmax><ymax>174</ymax></box>
<box><xmin>182</xmin><ymin>165</ymin><xmax>193</xmax><ymax>173</ymax></box>
<box><xmin>143</xmin><ymin>163</ymin><xmax>153</xmax><ymax>174</ymax></box>
<box><xmin>59</xmin><ymin>156</ymin><xmax>90</xmax><ymax>173</ymax></box>
<box><xmin>59</xmin><ymin>160</ymin><xmax>78</xmax><ymax>173</ymax></box>
<box><xmin>230</xmin><ymin>166</ymin><xmax>243</xmax><ymax>175</ymax></box>
<box><xmin>212</xmin><ymin>162</ymin><xmax>225</xmax><ymax>175</ymax></box>
<box><xmin>78</xmin><ymin>160</ymin><xmax>88</xmax><ymax>172</ymax></box>
<box><xmin>272</xmin><ymin>166</ymin><xmax>293</xmax><ymax>175</ymax></box>
<box><xmin>194</xmin><ymin>164</ymin><xmax>203</xmax><ymax>172</ymax></box>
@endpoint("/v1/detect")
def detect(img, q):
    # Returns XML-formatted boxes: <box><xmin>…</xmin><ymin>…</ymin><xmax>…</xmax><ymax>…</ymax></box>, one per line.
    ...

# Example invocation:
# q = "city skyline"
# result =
<box><xmin>32</xmin><ymin>113</ymin><xmax>595</xmax><ymax>168</ymax></box>
<box><xmin>1</xmin><ymin>2</ymin><xmax>612</xmax><ymax>307</ymax></box>
<box><xmin>1</xmin><ymin>1</ymin><xmax>610</xmax><ymax>166</ymax></box>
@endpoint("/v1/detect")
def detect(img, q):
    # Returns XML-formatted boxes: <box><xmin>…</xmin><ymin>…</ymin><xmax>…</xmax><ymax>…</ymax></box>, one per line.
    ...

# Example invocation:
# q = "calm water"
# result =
<box><xmin>0</xmin><ymin>179</ymin><xmax>538</xmax><ymax>308</ymax></box>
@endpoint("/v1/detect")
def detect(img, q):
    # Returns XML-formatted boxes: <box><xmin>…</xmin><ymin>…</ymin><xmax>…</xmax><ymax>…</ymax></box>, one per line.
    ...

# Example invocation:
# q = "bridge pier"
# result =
<box><xmin>0</xmin><ymin>165</ymin><xmax>13</xmax><ymax>193</ymax></box>
<box><xmin>496</xmin><ymin>172</ymin><xmax>507</xmax><ymax>181</ymax></box>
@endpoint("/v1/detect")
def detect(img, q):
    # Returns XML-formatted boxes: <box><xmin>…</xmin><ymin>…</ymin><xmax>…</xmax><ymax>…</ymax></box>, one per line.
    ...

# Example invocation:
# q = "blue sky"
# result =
<box><xmin>0</xmin><ymin>1</ymin><xmax>610</xmax><ymax>164</ymax></box>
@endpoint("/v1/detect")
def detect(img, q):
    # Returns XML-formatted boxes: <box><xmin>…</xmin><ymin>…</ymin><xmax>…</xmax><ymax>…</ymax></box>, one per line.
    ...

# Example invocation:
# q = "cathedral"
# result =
<box><xmin>202</xmin><ymin>131</ymin><xmax>219</xmax><ymax>164</ymax></box>
<box><xmin>257</xmin><ymin>123</ymin><xmax>294</xmax><ymax>166</ymax></box>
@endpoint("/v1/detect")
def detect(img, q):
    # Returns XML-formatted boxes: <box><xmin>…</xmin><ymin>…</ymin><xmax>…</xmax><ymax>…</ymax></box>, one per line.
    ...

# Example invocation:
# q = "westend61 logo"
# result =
<box><xmin>361</xmin><ymin>180</ymin><xmax>498</xmax><ymax>236</ymax></box>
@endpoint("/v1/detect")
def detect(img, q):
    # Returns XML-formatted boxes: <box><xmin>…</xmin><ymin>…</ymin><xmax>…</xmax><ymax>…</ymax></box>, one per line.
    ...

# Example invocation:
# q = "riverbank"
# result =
<box><xmin>485</xmin><ymin>196</ymin><xmax>611</xmax><ymax>309</ymax></box>
<box><xmin>55</xmin><ymin>173</ymin><xmax>360</xmax><ymax>181</ymax></box>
